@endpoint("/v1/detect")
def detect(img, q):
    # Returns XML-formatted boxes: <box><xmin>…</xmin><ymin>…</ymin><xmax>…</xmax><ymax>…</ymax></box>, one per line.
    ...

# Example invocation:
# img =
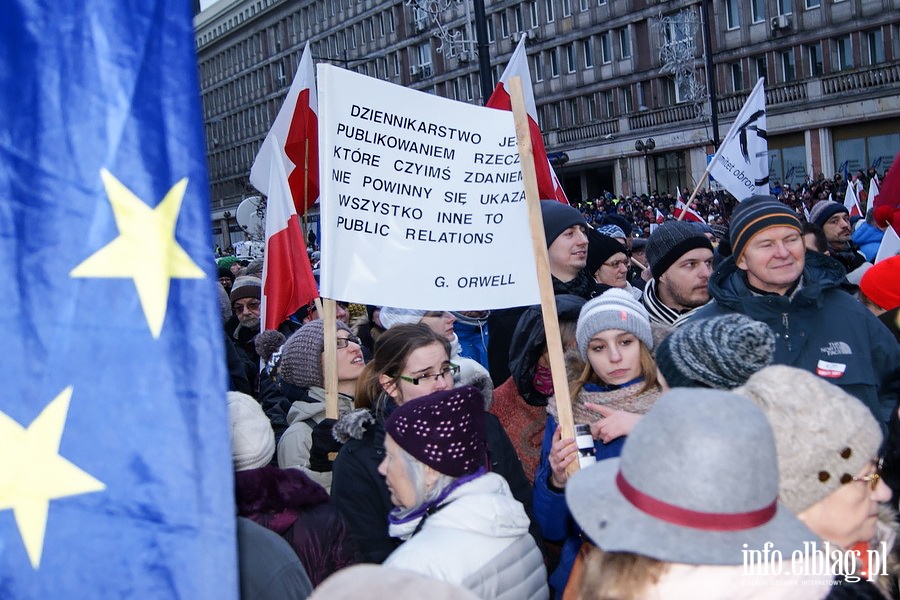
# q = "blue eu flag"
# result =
<box><xmin>0</xmin><ymin>1</ymin><xmax>238</xmax><ymax>597</ymax></box>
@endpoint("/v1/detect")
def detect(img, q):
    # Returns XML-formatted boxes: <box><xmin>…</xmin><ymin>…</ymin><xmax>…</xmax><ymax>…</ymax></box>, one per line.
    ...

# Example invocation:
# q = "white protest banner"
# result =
<box><xmin>317</xmin><ymin>64</ymin><xmax>541</xmax><ymax>310</ymax></box>
<box><xmin>706</xmin><ymin>78</ymin><xmax>768</xmax><ymax>201</ymax></box>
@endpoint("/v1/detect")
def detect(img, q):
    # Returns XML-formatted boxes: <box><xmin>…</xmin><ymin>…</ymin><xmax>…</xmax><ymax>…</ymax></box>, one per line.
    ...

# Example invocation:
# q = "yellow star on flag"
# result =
<box><xmin>0</xmin><ymin>387</ymin><xmax>105</xmax><ymax>569</ymax></box>
<box><xmin>71</xmin><ymin>169</ymin><xmax>205</xmax><ymax>338</ymax></box>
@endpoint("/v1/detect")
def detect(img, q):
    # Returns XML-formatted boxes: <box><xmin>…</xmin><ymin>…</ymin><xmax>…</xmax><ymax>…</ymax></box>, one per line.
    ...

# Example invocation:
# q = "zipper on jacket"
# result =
<box><xmin>782</xmin><ymin>313</ymin><xmax>791</xmax><ymax>353</ymax></box>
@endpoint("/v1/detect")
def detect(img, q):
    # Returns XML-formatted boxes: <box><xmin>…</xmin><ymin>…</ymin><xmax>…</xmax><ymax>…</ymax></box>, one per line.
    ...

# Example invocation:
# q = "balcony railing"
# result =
<box><xmin>556</xmin><ymin>118</ymin><xmax>619</xmax><ymax>144</ymax></box>
<box><xmin>627</xmin><ymin>103</ymin><xmax>699</xmax><ymax>130</ymax></box>
<box><xmin>822</xmin><ymin>62</ymin><xmax>900</xmax><ymax>96</ymax></box>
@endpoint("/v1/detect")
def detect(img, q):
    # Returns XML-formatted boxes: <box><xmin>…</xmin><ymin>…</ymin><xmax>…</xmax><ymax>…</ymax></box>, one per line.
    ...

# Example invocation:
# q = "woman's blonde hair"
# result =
<box><xmin>578</xmin><ymin>546</ymin><xmax>668</xmax><ymax>600</ymax></box>
<box><xmin>570</xmin><ymin>342</ymin><xmax>658</xmax><ymax>398</ymax></box>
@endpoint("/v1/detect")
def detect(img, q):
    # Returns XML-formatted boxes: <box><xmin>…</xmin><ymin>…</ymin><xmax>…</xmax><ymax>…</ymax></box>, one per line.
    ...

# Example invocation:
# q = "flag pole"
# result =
<box><xmin>321</xmin><ymin>298</ymin><xmax>339</xmax><ymax>420</ymax></box>
<box><xmin>677</xmin><ymin>170</ymin><xmax>710</xmax><ymax>221</ymax></box>
<box><xmin>509</xmin><ymin>76</ymin><xmax>579</xmax><ymax>476</ymax></box>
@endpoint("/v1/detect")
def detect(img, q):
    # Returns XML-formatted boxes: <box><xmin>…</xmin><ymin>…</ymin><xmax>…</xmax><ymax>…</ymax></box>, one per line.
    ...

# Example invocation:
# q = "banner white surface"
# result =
<box><xmin>318</xmin><ymin>65</ymin><xmax>541</xmax><ymax>310</ymax></box>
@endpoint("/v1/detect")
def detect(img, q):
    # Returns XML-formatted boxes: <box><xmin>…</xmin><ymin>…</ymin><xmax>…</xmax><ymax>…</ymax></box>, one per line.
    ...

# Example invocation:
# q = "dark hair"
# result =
<box><xmin>354</xmin><ymin>323</ymin><xmax>451</xmax><ymax>409</ymax></box>
<box><xmin>801</xmin><ymin>222</ymin><xmax>828</xmax><ymax>254</ymax></box>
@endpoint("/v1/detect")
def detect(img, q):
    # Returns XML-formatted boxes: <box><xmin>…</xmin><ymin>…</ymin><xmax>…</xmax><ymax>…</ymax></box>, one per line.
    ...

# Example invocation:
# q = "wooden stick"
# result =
<box><xmin>508</xmin><ymin>76</ymin><xmax>579</xmax><ymax>477</ymax></box>
<box><xmin>321</xmin><ymin>298</ymin><xmax>339</xmax><ymax>420</ymax></box>
<box><xmin>676</xmin><ymin>170</ymin><xmax>710</xmax><ymax>221</ymax></box>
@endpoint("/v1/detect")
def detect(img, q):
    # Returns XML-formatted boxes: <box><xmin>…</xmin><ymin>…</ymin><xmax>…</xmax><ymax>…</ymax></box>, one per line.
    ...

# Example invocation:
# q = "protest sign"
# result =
<box><xmin>317</xmin><ymin>64</ymin><xmax>540</xmax><ymax>310</ymax></box>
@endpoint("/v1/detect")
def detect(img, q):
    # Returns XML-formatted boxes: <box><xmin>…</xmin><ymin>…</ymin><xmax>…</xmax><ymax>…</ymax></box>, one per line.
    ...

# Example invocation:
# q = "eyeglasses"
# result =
<box><xmin>602</xmin><ymin>259</ymin><xmax>629</xmax><ymax>270</ymax></box>
<box><xmin>335</xmin><ymin>335</ymin><xmax>362</xmax><ymax>349</ymax></box>
<box><xmin>396</xmin><ymin>363</ymin><xmax>460</xmax><ymax>385</ymax></box>
<box><xmin>233</xmin><ymin>300</ymin><xmax>260</xmax><ymax>314</ymax></box>
<box><xmin>844</xmin><ymin>458</ymin><xmax>883</xmax><ymax>491</ymax></box>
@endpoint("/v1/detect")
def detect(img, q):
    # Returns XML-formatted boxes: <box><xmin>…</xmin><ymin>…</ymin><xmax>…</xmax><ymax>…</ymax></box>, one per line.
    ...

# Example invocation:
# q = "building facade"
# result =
<box><xmin>195</xmin><ymin>0</ymin><xmax>899</xmax><ymax>249</ymax></box>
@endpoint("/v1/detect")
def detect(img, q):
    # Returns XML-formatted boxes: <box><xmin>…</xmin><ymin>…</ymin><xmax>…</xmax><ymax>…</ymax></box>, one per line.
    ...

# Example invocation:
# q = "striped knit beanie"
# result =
<box><xmin>729</xmin><ymin>195</ymin><xmax>801</xmax><ymax>261</ymax></box>
<box><xmin>655</xmin><ymin>314</ymin><xmax>775</xmax><ymax>389</ymax></box>
<box><xmin>808</xmin><ymin>200</ymin><xmax>848</xmax><ymax>228</ymax></box>
<box><xmin>576</xmin><ymin>288</ymin><xmax>653</xmax><ymax>360</ymax></box>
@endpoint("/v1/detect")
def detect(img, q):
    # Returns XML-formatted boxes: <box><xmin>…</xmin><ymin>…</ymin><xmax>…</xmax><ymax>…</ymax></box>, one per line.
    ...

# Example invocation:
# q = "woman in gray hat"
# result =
<box><xmin>565</xmin><ymin>388</ymin><xmax>830</xmax><ymax>599</ymax></box>
<box><xmin>534</xmin><ymin>288</ymin><xmax>663</xmax><ymax>597</ymax></box>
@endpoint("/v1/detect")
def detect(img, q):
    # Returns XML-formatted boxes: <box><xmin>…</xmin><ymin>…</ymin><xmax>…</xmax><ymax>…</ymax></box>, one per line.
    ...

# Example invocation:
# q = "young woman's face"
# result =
<box><xmin>378</xmin><ymin>435</ymin><xmax>419</xmax><ymax>509</ymax></box>
<box><xmin>419</xmin><ymin>311</ymin><xmax>456</xmax><ymax>340</ymax></box>
<box><xmin>380</xmin><ymin>342</ymin><xmax>452</xmax><ymax>405</ymax></box>
<box><xmin>799</xmin><ymin>460</ymin><xmax>892</xmax><ymax>548</ymax></box>
<box><xmin>586</xmin><ymin>330</ymin><xmax>642</xmax><ymax>386</ymax></box>
<box><xmin>333</xmin><ymin>330</ymin><xmax>365</xmax><ymax>383</ymax></box>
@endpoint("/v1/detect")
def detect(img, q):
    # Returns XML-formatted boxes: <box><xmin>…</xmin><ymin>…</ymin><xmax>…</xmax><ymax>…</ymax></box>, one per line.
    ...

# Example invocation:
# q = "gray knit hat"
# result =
<box><xmin>379</xmin><ymin>306</ymin><xmax>427</xmax><ymax>329</ymax></box>
<box><xmin>736</xmin><ymin>365</ymin><xmax>883</xmax><ymax>514</ymax></box>
<box><xmin>808</xmin><ymin>199</ymin><xmax>848</xmax><ymax>228</ymax></box>
<box><xmin>646</xmin><ymin>221</ymin><xmax>713</xmax><ymax>280</ymax></box>
<box><xmin>576</xmin><ymin>288</ymin><xmax>653</xmax><ymax>360</ymax></box>
<box><xmin>227</xmin><ymin>391</ymin><xmax>275</xmax><ymax>471</ymax></box>
<box><xmin>278</xmin><ymin>319</ymin><xmax>352</xmax><ymax>388</ymax></box>
<box><xmin>655</xmin><ymin>314</ymin><xmax>775</xmax><ymax>389</ymax></box>
<box><xmin>229</xmin><ymin>275</ymin><xmax>262</xmax><ymax>303</ymax></box>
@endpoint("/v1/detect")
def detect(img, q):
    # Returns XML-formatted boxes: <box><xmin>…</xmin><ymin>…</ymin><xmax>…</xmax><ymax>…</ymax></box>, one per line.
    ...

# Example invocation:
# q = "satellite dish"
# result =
<box><xmin>235</xmin><ymin>196</ymin><xmax>265</xmax><ymax>240</ymax></box>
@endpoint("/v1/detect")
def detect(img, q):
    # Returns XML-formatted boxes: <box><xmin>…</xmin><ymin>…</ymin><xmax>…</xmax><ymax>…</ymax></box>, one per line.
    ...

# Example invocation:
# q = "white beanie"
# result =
<box><xmin>576</xmin><ymin>288</ymin><xmax>653</xmax><ymax>360</ymax></box>
<box><xmin>379</xmin><ymin>306</ymin><xmax>428</xmax><ymax>329</ymax></box>
<box><xmin>227</xmin><ymin>391</ymin><xmax>275</xmax><ymax>471</ymax></box>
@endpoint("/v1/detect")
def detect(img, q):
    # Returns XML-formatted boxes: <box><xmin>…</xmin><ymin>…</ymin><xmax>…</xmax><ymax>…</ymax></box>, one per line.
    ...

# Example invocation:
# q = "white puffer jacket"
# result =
<box><xmin>384</xmin><ymin>472</ymin><xmax>548</xmax><ymax>600</ymax></box>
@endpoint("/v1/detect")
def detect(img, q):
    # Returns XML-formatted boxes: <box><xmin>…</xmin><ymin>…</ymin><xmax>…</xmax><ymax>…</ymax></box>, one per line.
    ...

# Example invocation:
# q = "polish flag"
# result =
<box><xmin>674</xmin><ymin>199</ymin><xmax>704</xmax><ymax>223</ymax></box>
<box><xmin>486</xmin><ymin>33</ymin><xmax>568</xmax><ymax>203</ymax></box>
<box><xmin>250</xmin><ymin>41</ymin><xmax>318</xmax><ymax>216</ymax></box>
<box><xmin>843</xmin><ymin>181</ymin><xmax>863</xmax><ymax>218</ymax></box>
<box><xmin>868</xmin><ymin>176</ymin><xmax>880</xmax><ymax>206</ymax></box>
<box><xmin>655</xmin><ymin>208</ymin><xmax>665</xmax><ymax>224</ymax></box>
<box><xmin>259</xmin><ymin>133</ymin><xmax>319</xmax><ymax>331</ymax></box>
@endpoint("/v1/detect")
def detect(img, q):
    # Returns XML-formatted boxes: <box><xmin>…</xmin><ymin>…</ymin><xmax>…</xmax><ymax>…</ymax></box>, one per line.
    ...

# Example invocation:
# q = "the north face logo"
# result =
<box><xmin>820</xmin><ymin>342</ymin><xmax>852</xmax><ymax>356</ymax></box>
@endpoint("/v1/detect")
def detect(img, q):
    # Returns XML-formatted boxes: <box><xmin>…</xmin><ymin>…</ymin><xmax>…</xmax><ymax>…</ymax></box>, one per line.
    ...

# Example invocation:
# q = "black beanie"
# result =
<box><xmin>540</xmin><ymin>200</ymin><xmax>585</xmax><ymax>247</ymax></box>
<box><xmin>646</xmin><ymin>221</ymin><xmax>713</xmax><ymax>280</ymax></box>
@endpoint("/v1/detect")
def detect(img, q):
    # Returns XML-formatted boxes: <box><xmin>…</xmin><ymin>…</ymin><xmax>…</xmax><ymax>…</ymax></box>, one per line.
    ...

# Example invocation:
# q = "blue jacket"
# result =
<box><xmin>852</xmin><ymin>222</ymin><xmax>884</xmax><ymax>262</ymax></box>
<box><xmin>533</xmin><ymin>413</ymin><xmax>625</xmax><ymax>598</ymax></box>
<box><xmin>693</xmin><ymin>251</ymin><xmax>900</xmax><ymax>427</ymax></box>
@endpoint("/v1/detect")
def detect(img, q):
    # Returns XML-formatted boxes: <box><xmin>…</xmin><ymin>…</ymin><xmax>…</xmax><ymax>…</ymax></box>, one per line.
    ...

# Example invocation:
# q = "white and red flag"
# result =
<box><xmin>250</xmin><ymin>41</ymin><xmax>319</xmax><ymax>215</ymax></box>
<box><xmin>655</xmin><ymin>208</ymin><xmax>665</xmax><ymax>223</ymax></box>
<box><xmin>486</xmin><ymin>33</ymin><xmax>568</xmax><ymax>203</ymax></box>
<box><xmin>868</xmin><ymin>176</ymin><xmax>880</xmax><ymax>206</ymax></box>
<box><xmin>259</xmin><ymin>134</ymin><xmax>319</xmax><ymax>331</ymax></box>
<box><xmin>674</xmin><ymin>199</ymin><xmax>704</xmax><ymax>223</ymax></box>
<box><xmin>843</xmin><ymin>180</ymin><xmax>863</xmax><ymax>218</ymax></box>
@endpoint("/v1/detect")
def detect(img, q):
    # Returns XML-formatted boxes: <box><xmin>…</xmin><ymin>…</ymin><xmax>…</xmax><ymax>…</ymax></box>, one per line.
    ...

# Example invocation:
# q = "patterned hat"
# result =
<box><xmin>646</xmin><ymin>221</ymin><xmax>713</xmax><ymax>280</ymax></box>
<box><xmin>384</xmin><ymin>386</ymin><xmax>487</xmax><ymax>477</ymax></box>
<box><xmin>655</xmin><ymin>314</ymin><xmax>775</xmax><ymax>389</ymax></box>
<box><xmin>278</xmin><ymin>319</ymin><xmax>352</xmax><ymax>388</ymax></box>
<box><xmin>736</xmin><ymin>365</ymin><xmax>882</xmax><ymax>513</ymax></box>
<box><xmin>576</xmin><ymin>288</ymin><xmax>653</xmax><ymax>359</ymax></box>
<box><xmin>808</xmin><ymin>200</ymin><xmax>848</xmax><ymax>228</ymax></box>
<box><xmin>729</xmin><ymin>195</ymin><xmax>802</xmax><ymax>261</ymax></box>
<box><xmin>229</xmin><ymin>275</ymin><xmax>262</xmax><ymax>303</ymax></box>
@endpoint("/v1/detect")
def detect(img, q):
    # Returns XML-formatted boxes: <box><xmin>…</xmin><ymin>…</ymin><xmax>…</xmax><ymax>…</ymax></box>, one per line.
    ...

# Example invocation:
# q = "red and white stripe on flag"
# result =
<box><xmin>260</xmin><ymin>134</ymin><xmax>319</xmax><ymax>331</ymax></box>
<box><xmin>485</xmin><ymin>34</ymin><xmax>568</xmax><ymax>204</ymax></box>
<box><xmin>674</xmin><ymin>200</ymin><xmax>704</xmax><ymax>223</ymax></box>
<box><xmin>843</xmin><ymin>182</ymin><xmax>863</xmax><ymax>218</ymax></box>
<box><xmin>250</xmin><ymin>41</ymin><xmax>319</xmax><ymax>216</ymax></box>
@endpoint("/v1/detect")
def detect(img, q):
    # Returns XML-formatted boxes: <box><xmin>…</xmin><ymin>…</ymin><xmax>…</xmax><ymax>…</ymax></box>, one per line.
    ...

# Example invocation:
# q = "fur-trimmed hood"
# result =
<box><xmin>235</xmin><ymin>465</ymin><xmax>330</xmax><ymax>533</ymax></box>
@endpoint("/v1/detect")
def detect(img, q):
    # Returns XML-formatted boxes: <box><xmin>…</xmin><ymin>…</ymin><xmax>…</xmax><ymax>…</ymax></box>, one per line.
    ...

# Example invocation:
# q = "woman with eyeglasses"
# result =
<box><xmin>255</xmin><ymin>319</ymin><xmax>365</xmax><ymax>493</ymax></box>
<box><xmin>330</xmin><ymin>323</ymin><xmax>537</xmax><ymax>564</ymax></box>
<box><xmin>586</xmin><ymin>228</ymin><xmax>642</xmax><ymax>301</ymax></box>
<box><xmin>737</xmin><ymin>366</ymin><xmax>895</xmax><ymax>597</ymax></box>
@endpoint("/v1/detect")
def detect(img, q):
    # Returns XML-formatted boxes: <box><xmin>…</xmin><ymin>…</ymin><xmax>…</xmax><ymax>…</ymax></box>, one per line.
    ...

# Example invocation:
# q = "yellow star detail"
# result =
<box><xmin>0</xmin><ymin>387</ymin><xmax>105</xmax><ymax>569</ymax></box>
<box><xmin>71</xmin><ymin>169</ymin><xmax>205</xmax><ymax>338</ymax></box>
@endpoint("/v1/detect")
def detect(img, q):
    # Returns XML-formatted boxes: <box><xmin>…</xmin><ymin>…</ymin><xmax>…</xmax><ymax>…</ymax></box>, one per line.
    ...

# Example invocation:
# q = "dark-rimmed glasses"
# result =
<box><xmin>396</xmin><ymin>363</ymin><xmax>460</xmax><ymax>385</ymax></box>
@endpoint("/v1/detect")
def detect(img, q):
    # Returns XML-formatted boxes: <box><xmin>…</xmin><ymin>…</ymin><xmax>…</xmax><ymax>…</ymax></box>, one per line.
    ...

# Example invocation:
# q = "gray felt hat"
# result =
<box><xmin>566</xmin><ymin>388</ymin><xmax>817</xmax><ymax>565</ymax></box>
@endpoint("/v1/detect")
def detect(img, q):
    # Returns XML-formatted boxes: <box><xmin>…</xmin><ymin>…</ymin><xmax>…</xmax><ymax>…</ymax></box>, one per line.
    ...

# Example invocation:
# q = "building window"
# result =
<box><xmin>553</xmin><ymin>103</ymin><xmax>562</xmax><ymax>128</ymax></box>
<box><xmin>567</xmin><ymin>99</ymin><xmax>578</xmax><ymax>124</ymax></box>
<box><xmin>806</xmin><ymin>42</ymin><xmax>823</xmax><ymax>75</ymax></box>
<box><xmin>501</xmin><ymin>11</ymin><xmax>510</xmax><ymax>38</ymax></box>
<box><xmin>514</xmin><ymin>5</ymin><xmax>524</xmax><ymax>31</ymax></box>
<box><xmin>580</xmin><ymin>0</ymin><xmax>589</xmax><ymax>10</ymax></box>
<box><xmin>600</xmin><ymin>31</ymin><xmax>612</xmax><ymax>63</ymax></box>
<box><xmin>585</xmin><ymin>94</ymin><xmax>597</xmax><ymax>120</ymax></box>
<box><xmin>751</xmin><ymin>0</ymin><xmax>765</xmax><ymax>22</ymax></box>
<box><xmin>867</xmin><ymin>29</ymin><xmax>885</xmax><ymax>64</ymax></box>
<box><xmin>731</xmin><ymin>61</ymin><xmax>743</xmax><ymax>90</ymax></box>
<box><xmin>725</xmin><ymin>0</ymin><xmax>740</xmax><ymax>29</ymax></box>
<box><xmin>598</xmin><ymin>0</ymin><xmax>607</xmax><ymax>5</ymax></box>
<box><xmin>835</xmin><ymin>35</ymin><xmax>853</xmax><ymax>71</ymax></box>
<box><xmin>464</xmin><ymin>75</ymin><xmax>473</xmax><ymax>100</ymax></box>
<box><xmin>530</xmin><ymin>1</ymin><xmax>539</xmax><ymax>27</ymax></box>
<box><xmin>550</xmin><ymin>48</ymin><xmax>560</xmax><ymax>77</ymax></box>
<box><xmin>776</xmin><ymin>0</ymin><xmax>792</xmax><ymax>14</ymax></box>
<box><xmin>756</xmin><ymin>55</ymin><xmax>768</xmax><ymax>83</ymax></box>
<box><xmin>534</xmin><ymin>53</ymin><xmax>544</xmax><ymax>81</ymax></box>
<box><xmin>780</xmin><ymin>49</ymin><xmax>796</xmax><ymax>81</ymax></box>
<box><xmin>487</xmin><ymin>15</ymin><xmax>495</xmax><ymax>42</ymax></box>
<box><xmin>806</xmin><ymin>0</ymin><xmax>820</xmax><ymax>8</ymax></box>
<box><xmin>566</xmin><ymin>43</ymin><xmax>576</xmax><ymax>72</ymax></box>
<box><xmin>545</xmin><ymin>0</ymin><xmax>555</xmax><ymax>22</ymax></box>
<box><xmin>601</xmin><ymin>90</ymin><xmax>615</xmax><ymax>117</ymax></box>
<box><xmin>622</xmin><ymin>86</ymin><xmax>633</xmax><ymax>112</ymax></box>
<box><xmin>563</xmin><ymin>0</ymin><xmax>572</xmax><ymax>17</ymax></box>
<box><xmin>619</xmin><ymin>28</ymin><xmax>631</xmax><ymax>58</ymax></box>
<box><xmin>583</xmin><ymin>38</ymin><xmax>594</xmax><ymax>68</ymax></box>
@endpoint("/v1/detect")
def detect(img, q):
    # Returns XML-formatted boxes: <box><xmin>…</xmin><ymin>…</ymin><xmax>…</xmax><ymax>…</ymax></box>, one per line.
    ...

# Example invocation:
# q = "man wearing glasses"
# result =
<box><xmin>228</xmin><ymin>275</ymin><xmax>263</xmax><ymax>393</ymax></box>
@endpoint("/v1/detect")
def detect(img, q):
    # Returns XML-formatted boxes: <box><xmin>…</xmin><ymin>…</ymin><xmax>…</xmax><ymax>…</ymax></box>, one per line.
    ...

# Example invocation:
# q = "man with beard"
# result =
<box><xmin>227</xmin><ymin>275</ymin><xmax>263</xmax><ymax>393</ymax></box>
<box><xmin>641</xmin><ymin>221</ymin><xmax>714</xmax><ymax>327</ymax></box>
<box><xmin>693</xmin><ymin>195</ymin><xmax>898</xmax><ymax>428</ymax></box>
<box><xmin>808</xmin><ymin>199</ymin><xmax>868</xmax><ymax>274</ymax></box>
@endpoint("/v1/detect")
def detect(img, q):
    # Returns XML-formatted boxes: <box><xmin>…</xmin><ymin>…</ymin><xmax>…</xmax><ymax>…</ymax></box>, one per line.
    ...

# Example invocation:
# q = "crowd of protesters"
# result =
<box><xmin>217</xmin><ymin>159</ymin><xmax>899</xmax><ymax>599</ymax></box>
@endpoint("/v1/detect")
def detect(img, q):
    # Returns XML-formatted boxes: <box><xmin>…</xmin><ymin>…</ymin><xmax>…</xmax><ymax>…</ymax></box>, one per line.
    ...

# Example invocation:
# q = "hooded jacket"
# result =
<box><xmin>385</xmin><ymin>472</ymin><xmax>548</xmax><ymax>600</ymax></box>
<box><xmin>693</xmin><ymin>251</ymin><xmax>899</xmax><ymax>427</ymax></box>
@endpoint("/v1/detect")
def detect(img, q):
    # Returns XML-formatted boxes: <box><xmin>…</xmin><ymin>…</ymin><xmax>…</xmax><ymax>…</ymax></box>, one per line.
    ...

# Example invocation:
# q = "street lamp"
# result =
<box><xmin>634</xmin><ymin>138</ymin><xmax>656</xmax><ymax>194</ymax></box>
